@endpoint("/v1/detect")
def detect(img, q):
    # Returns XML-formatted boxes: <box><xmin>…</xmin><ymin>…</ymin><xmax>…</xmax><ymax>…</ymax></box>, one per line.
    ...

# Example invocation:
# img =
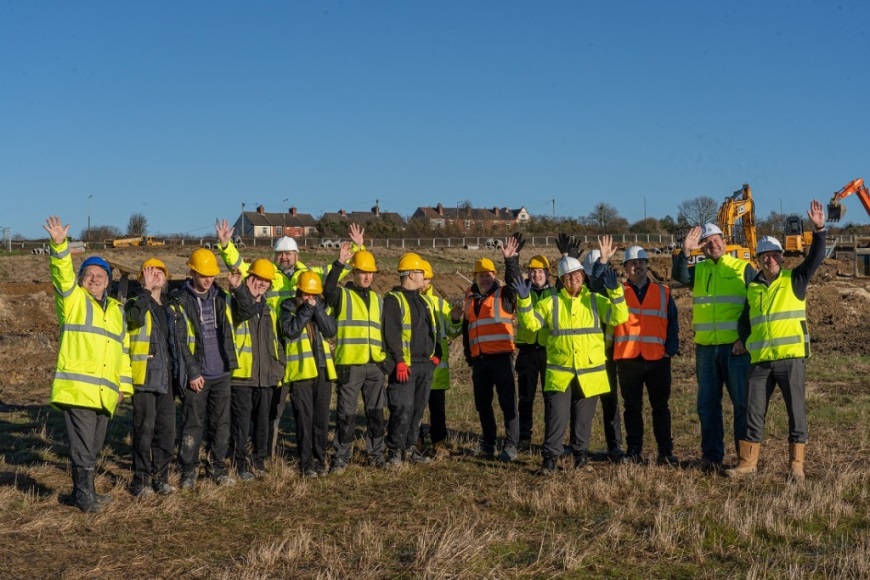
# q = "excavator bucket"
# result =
<box><xmin>827</xmin><ymin>200</ymin><xmax>845</xmax><ymax>222</ymax></box>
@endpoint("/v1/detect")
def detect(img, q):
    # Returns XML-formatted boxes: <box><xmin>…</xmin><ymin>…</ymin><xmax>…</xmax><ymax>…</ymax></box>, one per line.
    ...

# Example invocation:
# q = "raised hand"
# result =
<box><xmin>142</xmin><ymin>266</ymin><xmax>165</xmax><ymax>291</ymax></box>
<box><xmin>682</xmin><ymin>226</ymin><xmax>703</xmax><ymax>253</ymax></box>
<box><xmin>511</xmin><ymin>277</ymin><xmax>532</xmax><ymax>299</ymax></box>
<box><xmin>807</xmin><ymin>199</ymin><xmax>825</xmax><ymax>229</ymax></box>
<box><xmin>228</xmin><ymin>269</ymin><xmax>243</xmax><ymax>289</ymax></box>
<box><xmin>602</xmin><ymin>267</ymin><xmax>620</xmax><ymax>290</ymax></box>
<box><xmin>510</xmin><ymin>232</ymin><xmax>526</xmax><ymax>253</ymax></box>
<box><xmin>598</xmin><ymin>235</ymin><xmax>615</xmax><ymax>264</ymax></box>
<box><xmin>503</xmin><ymin>236</ymin><xmax>519</xmax><ymax>258</ymax></box>
<box><xmin>43</xmin><ymin>216</ymin><xmax>69</xmax><ymax>245</ymax></box>
<box><xmin>215</xmin><ymin>219</ymin><xmax>234</xmax><ymax>247</ymax></box>
<box><xmin>556</xmin><ymin>232</ymin><xmax>572</xmax><ymax>256</ymax></box>
<box><xmin>338</xmin><ymin>241</ymin><xmax>353</xmax><ymax>265</ymax></box>
<box><xmin>349</xmin><ymin>223</ymin><xmax>365</xmax><ymax>246</ymax></box>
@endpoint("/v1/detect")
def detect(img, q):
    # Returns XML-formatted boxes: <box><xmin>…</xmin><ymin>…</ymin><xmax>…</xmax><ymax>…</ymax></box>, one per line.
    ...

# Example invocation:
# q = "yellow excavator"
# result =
<box><xmin>679</xmin><ymin>183</ymin><xmax>757</xmax><ymax>267</ymax></box>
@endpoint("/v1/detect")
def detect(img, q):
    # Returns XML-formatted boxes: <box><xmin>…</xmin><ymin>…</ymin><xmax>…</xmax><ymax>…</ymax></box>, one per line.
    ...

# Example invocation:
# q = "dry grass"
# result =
<box><xmin>1</xmin><ymin>355</ymin><xmax>870</xmax><ymax>577</ymax></box>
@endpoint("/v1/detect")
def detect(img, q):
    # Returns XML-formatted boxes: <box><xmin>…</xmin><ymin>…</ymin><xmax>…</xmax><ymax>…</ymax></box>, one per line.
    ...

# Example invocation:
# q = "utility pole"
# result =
<box><xmin>552</xmin><ymin>198</ymin><xmax>556</xmax><ymax>219</ymax></box>
<box><xmin>87</xmin><ymin>194</ymin><xmax>93</xmax><ymax>244</ymax></box>
<box><xmin>644</xmin><ymin>196</ymin><xmax>647</xmax><ymax>219</ymax></box>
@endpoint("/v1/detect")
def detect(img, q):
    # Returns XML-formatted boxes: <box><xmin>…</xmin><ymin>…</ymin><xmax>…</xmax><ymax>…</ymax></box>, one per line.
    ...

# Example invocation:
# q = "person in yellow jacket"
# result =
<box><xmin>280</xmin><ymin>271</ymin><xmax>338</xmax><ymax>477</ymax></box>
<box><xmin>726</xmin><ymin>200</ymin><xmax>826</xmax><ymax>482</ymax></box>
<box><xmin>214</xmin><ymin>219</ymin><xmax>358</xmax><ymax>457</ymax></box>
<box><xmin>43</xmin><ymin>216</ymin><xmax>134</xmax><ymax>513</ymax></box>
<box><xmin>419</xmin><ymin>260</ymin><xmax>463</xmax><ymax>459</ymax></box>
<box><xmin>514</xmin><ymin>256</ymin><xmax>628</xmax><ymax>475</ymax></box>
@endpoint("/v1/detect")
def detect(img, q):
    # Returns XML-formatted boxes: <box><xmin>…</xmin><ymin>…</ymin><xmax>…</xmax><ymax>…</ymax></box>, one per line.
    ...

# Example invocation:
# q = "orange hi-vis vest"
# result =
<box><xmin>465</xmin><ymin>286</ymin><xmax>515</xmax><ymax>357</ymax></box>
<box><xmin>613</xmin><ymin>282</ymin><xmax>669</xmax><ymax>361</ymax></box>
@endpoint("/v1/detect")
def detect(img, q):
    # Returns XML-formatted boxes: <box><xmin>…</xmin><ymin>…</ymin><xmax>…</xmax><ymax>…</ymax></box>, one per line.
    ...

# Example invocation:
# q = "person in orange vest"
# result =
<box><xmin>463</xmin><ymin>233</ymin><xmax>523</xmax><ymax>461</ymax></box>
<box><xmin>613</xmin><ymin>246</ymin><xmax>680</xmax><ymax>465</ymax></box>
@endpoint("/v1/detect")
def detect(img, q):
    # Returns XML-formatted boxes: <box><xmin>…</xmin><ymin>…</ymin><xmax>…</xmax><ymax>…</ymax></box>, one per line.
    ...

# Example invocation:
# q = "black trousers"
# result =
<box><xmin>472</xmin><ymin>354</ymin><xmax>519</xmax><ymax>450</ymax></box>
<box><xmin>290</xmin><ymin>369</ymin><xmax>333</xmax><ymax>471</ymax></box>
<box><xmin>178</xmin><ymin>375</ymin><xmax>232</xmax><ymax>477</ymax></box>
<box><xmin>132</xmin><ymin>389</ymin><xmax>176</xmax><ymax>486</ymax></box>
<box><xmin>617</xmin><ymin>356</ymin><xmax>673</xmax><ymax>455</ymax></box>
<box><xmin>515</xmin><ymin>346</ymin><xmax>546</xmax><ymax>442</ymax></box>
<box><xmin>334</xmin><ymin>363</ymin><xmax>386</xmax><ymax>462</ymax></box>
<box><xmin>386</xmin><ymin>363</ymin><xmax>434</xmax><ymax>451</ymax></box>
<box><xmin>268</xmin><ymin>384</ymin><xmax>290</xmax><ymax>457</ymax></box>
<box><xmin>63</xmin><ymin>407</ymin><xmax>109</xmax><ymax>469</ymax></box>
<box><xmin>230</xmin><ymin>385</ymin><xmax>273</xmax><ymax>471</ymax></box>
<box><xmin>427</xmin><ymin>389</ymin><xmax>448</xmax><ymax>444</ymax></box>
<box><xmin>600</xmin><ymin>356</ymin><xmax>624</xmax><ymax>451</ymax></box>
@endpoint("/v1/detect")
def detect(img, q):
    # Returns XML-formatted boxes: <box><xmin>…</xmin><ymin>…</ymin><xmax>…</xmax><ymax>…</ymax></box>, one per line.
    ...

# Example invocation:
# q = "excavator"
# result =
<box><xmin>678</xmin><ymin>183</ymin><xmax>757</xmax><ymax>267</ymax></box>
<box><xmin>827</xmin><ymin>178</ymin><xmax>870</xmax><ymax>222</ymax></box>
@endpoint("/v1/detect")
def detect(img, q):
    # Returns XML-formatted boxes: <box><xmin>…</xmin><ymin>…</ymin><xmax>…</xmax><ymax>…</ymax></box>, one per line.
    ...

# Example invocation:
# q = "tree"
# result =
<box><xmin>677</xmin><ymin>196</ymin><xmax>719</xmax><ymax>226</ymax></box>
<box><xmin>127</xmin><ymin>212</ymin><xmax>148</xmax><ymax>236</ymax></box>
<box><xmin>628</xmin><ymin>217</ymin><xmax>664</xmax><ymax>234</ymax></box>
<box><xmin>584</xmin><ymin>202</ymin><xmax>627</xmax><ymax>232</ymax></box>
<box><xmin>80</xmin><ymin>225</ymin><xmax>122</xmax><ymax>242</ymax></box>
<box><xmin>756</xmin><ymin>210</ymin><xmax>789</xmax><ymax>236</ymax></box>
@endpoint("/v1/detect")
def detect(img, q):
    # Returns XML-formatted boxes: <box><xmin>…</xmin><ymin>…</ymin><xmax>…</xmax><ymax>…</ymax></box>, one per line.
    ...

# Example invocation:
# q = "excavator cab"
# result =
<box><xmin>784</xmin><ymin>215</ymin><xmax>804</xmax><ymax>236</ymax></box>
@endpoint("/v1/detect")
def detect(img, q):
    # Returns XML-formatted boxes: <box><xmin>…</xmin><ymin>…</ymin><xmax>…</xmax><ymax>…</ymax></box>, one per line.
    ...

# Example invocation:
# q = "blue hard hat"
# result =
<box><xmin>78</xmin><ymin>256</ymin><xmax>112</xmax><ymax>278</ymax></box>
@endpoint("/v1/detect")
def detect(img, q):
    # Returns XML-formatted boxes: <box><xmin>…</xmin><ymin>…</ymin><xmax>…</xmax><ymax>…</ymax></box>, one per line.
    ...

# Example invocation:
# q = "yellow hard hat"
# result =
<box><xmin>421</xmin><ymin>260</ymin><xmax>434</xmax><ymax>279</ymax></box>
<box><xmin>351</xmin><ymin>250</ymin><xmax>378</xmax><ymax>273</ymax></box>
<box><xmin>297</xmin><ymin>270</ymin><xmax>323</xmax><ymax>295</ymax></box>
<box><xmin>527</xmin><ymin>255</ymin><xmax>550</xmax><ymax>271</ymax></box>
<box><xmin>248</xmin><ymin>258</ymin><xmax>276</xmax><ymax>281</ymax></box>
<box><xmin>397</xmin><ymin>252</ymin><xmax>424</xmax><ymax>272</ymax></box>
<box><xmin>138</xmin><ymin>258</ymin><xmax>169</xmax><ymax>281</ymax></box>
<box><xmin>473</xmin><ymin>258</ymin><xmax>497</xmax><ymax>273</ymax></box>
<box><xmin>187</xmin><ymin>248</ymin><xmax>220</xmax><ymax>276</ymax></box>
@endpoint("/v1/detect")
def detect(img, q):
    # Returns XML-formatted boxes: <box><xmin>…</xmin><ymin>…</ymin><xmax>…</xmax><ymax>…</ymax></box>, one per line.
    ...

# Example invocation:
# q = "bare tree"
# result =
<box><xmin>677</xmin><ymin>196</ymin><xmax>719</xmax><ymax>226</ymax></box>
<box><xmin>80</xmin><ymin>225</ymin><xmax>122</xmax><ymax>242</ymax></box>
<box><xmin>127</xmin><ymin>212</ymin><xmax>148</xmax><ymax>236</ymax></box>
<box><xmin>584</xmin><ymin>202</ymin><xmax>627</xmax><ymax>231</ymax></box>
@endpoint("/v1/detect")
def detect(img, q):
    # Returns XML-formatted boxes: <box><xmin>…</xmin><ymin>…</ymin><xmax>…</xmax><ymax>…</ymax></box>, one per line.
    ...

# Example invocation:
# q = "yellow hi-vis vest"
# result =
<box><xmin>691</xmin><ymin>254</ymin><xmax>748</xmax><ymax>346</ymax></box>
<box><xmin>334</xmin><ymin>287</ymin><xmax>387</xmax><ymax>365</ymax></box>
<box><xmin>49</xmin><ymin>240</ymin><xmax>133</xmax><ymax>416</ymax></box>
<box><xmin>423</xmin><ymin>286</ymin><xmax>462</xmax><ymax>390</ymax></box>
<box><xmin>129</xmin><ymin>312</ymin><xmax>152</xmax><ymax>386</ymax></box>
<box><xmin>385</xmin><ymin>290</ymin><xmax>437</xmax><ymax>366</ymax></box>
<box><xmin>517</xmin><ymin>285</ymin><xmax>628</xmax><ymax>396</ymax></box>
<box><xmin>745</xmin><ymin>270</ymin><xmax>809</xmax><ymax>364</ymax></box>
<box><xmin>282</xmin><ymin>304</ymin><xmax>337</xmax><ymax>383</ymax></box>
<box><xmin>514</xmin><ymin>285</ymin><xmax>554</xmax><ymax>347</ymax></box>
<box><xmin>232</xmin><ymin>302</ymin><xmax>282</xmax><ymax>380</ymax></box>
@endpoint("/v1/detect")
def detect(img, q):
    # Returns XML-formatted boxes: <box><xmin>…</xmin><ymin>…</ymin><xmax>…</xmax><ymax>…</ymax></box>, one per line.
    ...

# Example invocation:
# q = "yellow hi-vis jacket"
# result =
<box><xmin>745</xmin><ymin>269</ymin><xmax>810</xmax><ymax>364</ymax></box>
<box><xmin>218</xmin><ymin>238</ymin><xmax>353</xmax><ymax>312</ymax></box>
<box><xmin>232</xmin><ymin>301</ymin><xmax>283</xmax><ymax>381</ymax></box>
<box><xmin>423</xmin><ymin>286</ymin><xmax>462</xmax><ymax>390</ymax></box>
<box><xmin>385</xmin><ymin>289</ymin><xmax>437</xmax><ymax>366</ymax></box>
<box><xmin>691</xmin><ymin>254</ymin><xmax>748</xmax><ymax>346</ymax></box>
<box><xmin>282</xmin><ymin>304</ymin><xmax>337</xmax><ymax>384</ymax></box>
<box><xmin>49</xmin><ymin>240</ymin><xmax>133</xmax><ymax>416</ymax></box>
<box><xmin>334</xmin><ymin>286</ymin><xmax>387</xmax><ymax>365</ymax></box>
<box><xmin>514</xmin><ymin>285</ymin><xmax>554</xmax><ymax>347</ymax></box>
<box><xmin>517</xmin><ymin>285</ymin><xmax>628</xmax><ymax>396</ymax></box>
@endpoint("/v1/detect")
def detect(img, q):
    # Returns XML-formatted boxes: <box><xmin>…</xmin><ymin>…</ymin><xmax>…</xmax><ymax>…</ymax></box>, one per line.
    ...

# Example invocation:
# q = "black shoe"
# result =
<box><xmin>539</xmin><ymin>457</ymin><xmax>557</xmax><ymax>476</ymax></box>
<box><xmin>302</xmin><ymin>467</ymin><xmax>319</xmax><ymax>478</ymax></box>
<box><xmin>368</xmin><ymin>455</ymin><xmax>386</xmax><ymax>469</ymax></box>
<box><xmin>657</xmin><ymin>453</ymin><xmax>679</xmax><ymax>467</ymax></box>
<box><xmin>474</xmin><ymin>444</ymin><xmax>495</xmax><ymax>459</ymax></box>
<box><xmin>238</xmin><ymin>471</ymin><xmax>256</xmax><ymax>482</ymax></box>
<box><xmin>330</xmin><ymin>459</ymin><xmax>348</xmax><ymax>475</ymax></box>
<box><xmin>625</xmin><ymin>450</ymin><xmax>644</xmax><ymax>464</ymax></box>
<box><xmin>607</xmin><ymin>448</ymin><xmax>627</xmax><ymax>464</ymax></box>
<box><xmin>517</xmin><ymin>439</ymin><xmax>532</xmax><ymax>453</ymax></box>
<box><xmin>498</xmin><ymin>445</ymin><xmax>518</xmax><ymax>462</ymax></box>
<box><xmin>180</xmin><ymin>473</ymin><xmax>198</xmax><ymax>491</ymax></box>
<box><xmin>573</xmin><ymin>450</ymin><xmax>589</xmax><ymax>469</ymax></box>
<box><xmin>153</xmin><ymin>481</ymin><xmax>176</xmax><ymax>495</ymax></box>
<box><xmin>687</xmin><ymin>457</ymin><xmax>722</xmax><ymax>473</ymax></box>
<box><xmin>386</xmin><ymin>450</ymin><xmax>403</xmax><ymax>469</ymax></box>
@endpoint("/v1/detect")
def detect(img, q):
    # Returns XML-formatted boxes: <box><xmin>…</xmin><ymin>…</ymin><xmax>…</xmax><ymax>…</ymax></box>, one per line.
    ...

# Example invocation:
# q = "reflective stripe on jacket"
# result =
<box><xmin>613</xmin><ymin>282</ymin><xmax>669</xmax><ymax>361</ymax></box>
<box><xmin>465</xmin><ymin>286</ymin><xmax>515</xmax><ymax>357</ymax></box>
<box><xmin>746</xmin><ymin>269</ymin><xmax>809</xmax><ymax>363</ymax></box>
<box><xmin>386</xmin><ymin>289</ymin><xmax>437</xmax><ymax>366</ymax></box>
<box><xmin>691</xmin><ymin>254</ymin><xmax>748</xmax><ymax>346</ymax></box>
<box><xmin>232</xmin><ymin>302</ymin><xmax>282</xmax><ymax>381</ymax></box>
<box><xmin>283</xmin><ymin>320</ymin><xmax>337</xmax><ymax>383</ymax></box>
<box><xmin>423</xmin><ymin>287</ymin><xmax>462</xmax><ymax>390</ymax></box>
<box><xmin>49</xmin><ymin>240</ymin><xmax>133</xmax><ymax>416</ymax></box>
<box><xmin>514</xmin><ymin>285</ymin><xmax>553</xmax><ymax>347</ymax></box>
<box><xmin>335</xmin><ymin>287</ymin><xmax>386</xmax><ymax>365</ymax></box>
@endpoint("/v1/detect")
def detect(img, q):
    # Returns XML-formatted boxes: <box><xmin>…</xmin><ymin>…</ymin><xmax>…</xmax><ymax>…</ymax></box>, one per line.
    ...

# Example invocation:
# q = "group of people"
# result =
<box><xmin>43</xmin><ymin>200</ymin><xmax>826</xmax><ymax>512</ymax></box>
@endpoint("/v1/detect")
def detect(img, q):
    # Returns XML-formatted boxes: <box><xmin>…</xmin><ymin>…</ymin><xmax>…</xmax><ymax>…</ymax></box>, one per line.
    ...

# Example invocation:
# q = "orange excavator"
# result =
<box><xmin>827</xmin><ymin>178</ymin><xmax>870</xmax><ymax>222</ymax></box>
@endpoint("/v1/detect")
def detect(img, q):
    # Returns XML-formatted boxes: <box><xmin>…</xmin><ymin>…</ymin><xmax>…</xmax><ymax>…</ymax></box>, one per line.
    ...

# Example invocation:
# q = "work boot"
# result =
<box><xmin>517</xmin><ymin>439</ymin><xmax>532</xmax><ymax>453</ymax></box>
<box><xmin>725</xmin><ymin>440</ymin><xmax>760</xmax><ymax>478</ymax></box>
<box><xmin>405</xmin><ymin>447</ymin><xmax>431</xmax><ymax>464</ymax></box>
<box><xmin>213</xmin><ymin>473</ymin><xmax>237</xmax><ymax>486</ymax></box>
<box><xmin>474</xmin><ymin>443</ymin><xmax>495</xmax><ymax>459</ymax></box>
<box><xmin>431</xmin><ymin>441</ymin><xmax>451</xmax><ymax>461</ymax></box>
<box><xmin>789</xmin><ymin>442</ymin><xmax>806</xmax><ymax>483</ymax></box>
<box><xmin>538</xmin><ymin>456</ymin><xmax>557</xmax><ymax>476</ymax></box>
<box><xmin>625</xmin><ymin>449</ymin><xmax>644</xmax><ymax>464</ymax></box>
<box><xmin>657</xmin><ymin>452</ymin><xmax>679</xmax><ymax>467</ymax></box>
<box><xmin>573</xmin><ymin>450</ymin><xmax>589</xmax><ymax>469</ymax></box>
<box><xmin>180</xmin><ymin>472</ymin><xmax>198</xmax><ymax>491</ymax></box>
<box><xmin>153</xmin><ymin>480</ymin><xmax>176</xmax><ymax>495</ymax></box>
<box><xmin>237</xmin><ymin>471</ymin><xmax>256</xmax><ymax>482</ymax></box>
<box><xmin>386</xmin><ymin>449</ymin><xmax>403</xmax><ymax>470</ymax></box>
<box><xmin>74</xmin><ymin>467</ymin><xmax>102</xmax><ymax>513</ymax></box>
<box><xmin>499</xmin><ymin>444</ymin><xmax>518</xmax><ymax>463</ymax></box>
<box><xmin>330</xmin><ymin>458</ymin><xmax>348</xmax><ymax>475</ymax></box>
<box><xmin>607</xmin><ymin>447</ymin><xmax>627</xmax><ymax>464</ymax></box>
<box><xmin>368</xmin><ymin>454</ymin><xmax>386</xmax><ymax>469</ymax></box>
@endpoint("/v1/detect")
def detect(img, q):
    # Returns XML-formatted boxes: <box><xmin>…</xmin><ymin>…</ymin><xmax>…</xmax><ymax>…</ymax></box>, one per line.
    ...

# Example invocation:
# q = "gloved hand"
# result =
<box><xmin>395</xmin><ymin>362</ymin><xmax>410</xmax><ymax>383</ymax></box>
<box><xmin>430</xmin><ymin>356</ymin><xmax>441</xmax><ymax>367</ymax></box>
<box><xmin>511</xmin><ymin>232</ymin><xmax>526</xmax><ymax>253</ymax></box>
<box><xmin>511</xmin><ymin>277</ymin><xmax>532</xmax><ymax>299</ymax></box>
<box><xmin>556</xmin><ymin>232</ymin><xmax>572</xmax><ymax>255</ymax></box>
<box><xmin>603</xmin><ymin>268</ymin><xmax>620</xmax><ymax>290</ymax></box>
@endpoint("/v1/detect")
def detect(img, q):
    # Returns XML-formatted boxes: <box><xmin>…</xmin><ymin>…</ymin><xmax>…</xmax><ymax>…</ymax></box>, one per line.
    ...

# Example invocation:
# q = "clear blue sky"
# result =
<box><xmin>3</xmin><ymin>1</ymin><xmax>869</xmax><ymax>239</ymax></box>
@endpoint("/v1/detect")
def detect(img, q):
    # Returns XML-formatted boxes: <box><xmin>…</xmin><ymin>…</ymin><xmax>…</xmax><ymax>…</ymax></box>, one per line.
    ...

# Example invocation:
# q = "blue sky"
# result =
<box><xmin>3</xmin><ymin>1</ymin><xmax>869</xmax><ymax>239</ymax></box>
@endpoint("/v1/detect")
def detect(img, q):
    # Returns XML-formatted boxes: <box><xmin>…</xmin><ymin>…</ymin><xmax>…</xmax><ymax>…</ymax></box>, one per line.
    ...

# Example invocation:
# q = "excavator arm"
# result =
<box><xmin>827</xmin><ymin>178</ymin><xmax>870</xmax><ymax>222</ymax></box>
<box><xmin>717</xmin><ymin>184</ymin><xmax>757</xmax><ymax>256</ymax></box>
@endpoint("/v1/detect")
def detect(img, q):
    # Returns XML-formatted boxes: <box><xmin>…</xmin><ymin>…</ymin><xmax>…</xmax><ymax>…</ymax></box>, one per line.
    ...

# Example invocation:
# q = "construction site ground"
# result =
<box><xmin>1</xmin><ymin>245</ymin><xmax>869</xmax><ymax>406</ymax></box>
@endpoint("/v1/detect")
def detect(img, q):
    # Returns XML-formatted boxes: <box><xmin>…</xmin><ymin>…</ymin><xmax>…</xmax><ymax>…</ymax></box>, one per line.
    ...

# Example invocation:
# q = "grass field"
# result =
<box><xmin>2</xmin><ymin>353</ymin><xmax>870</xmax><ymax>578</ymax></box>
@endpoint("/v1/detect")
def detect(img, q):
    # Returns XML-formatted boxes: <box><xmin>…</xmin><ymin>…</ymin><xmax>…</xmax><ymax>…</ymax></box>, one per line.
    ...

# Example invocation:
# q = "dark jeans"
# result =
<box><xmin>386</xmin><ymin>362</ymin><xmax>434</xmax><ymax>451</ymax></box>
<box><xmin>178</xmin><ymin>375</ymin><xmax>232</xmax><ymax>478</ymax></box>
<box><xmin>600</xmin><ymin>355</ymin><xmax>624</xmax><ymax>451</ymax></box>
<box><xmin>291</xmin><ymin>370</ymin><xmax>333</xmax><ymax>471</ymax></box>
<box><xmin>696</xmin><ymin>344</ymin><xmax>750</xmax><ymax>463</ymax></box>
<box><xmin>132</xmin><ymin>390</ymin><xmax>176</xmax><ymax>486</ymax></box>
<box><xmin>426</xmin><ymin>389</ymin><xmax>448</xmax><ymax>444</ymax></box>
<box><xmin>617</xmin><ymin>356</ymin><xmax>673</xmax><ymax>455</ymax></box>
<box><xmin>268</xmin><ymin>384</ymin><xmax>290</xmax><ymax>457</ymax></box>
<box><xmin>334</xmin><ymin>363</ymin><xmax>386</xmax><ymax>462</ymax></box>
<box><xmin>541</xmin><ymin>380</ymin><xmax>598</xmax><ymax>460</ymax></box>
<box><xmin>515</xmin><ymin>346</ymin><xmax>546</xmax><ymax>442</ymax></box>
<box><xmin>230</xmin><ymin>385</ymin><xmax>273</xmax><ymax>471</ymax></box>
<box><xmin>63</xmin><ymin>407</ymin><xmax>109</xmax><ymax>469</ymax></box>
<box><xmin>472</xmin><ymin>354</ymin><xmax>519</xmax><ymax>451</ymax></box>
<box><xmin>745</xmin><ymin>358</ymin><xmax>808</xmax><ymax>444</ymax></box>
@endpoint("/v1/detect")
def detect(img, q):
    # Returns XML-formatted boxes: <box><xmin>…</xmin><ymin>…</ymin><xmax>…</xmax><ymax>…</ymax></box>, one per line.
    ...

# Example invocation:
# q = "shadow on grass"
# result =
<box><xmin>0</xmin><ymin>469</ymin><xmax>55</xmax><ymax>497</ymax></box>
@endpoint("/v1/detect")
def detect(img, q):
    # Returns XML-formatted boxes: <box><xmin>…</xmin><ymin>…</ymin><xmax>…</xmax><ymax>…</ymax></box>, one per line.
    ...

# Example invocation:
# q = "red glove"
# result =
<box><xmin>430</xmin><ymin>356</ymin><xmax>441</xmax><ymax>367</ymax></box>
<box><xmin>395</xmin><ymin>362</ymin><xmax>410</xmax><ymax>383</ymax></box>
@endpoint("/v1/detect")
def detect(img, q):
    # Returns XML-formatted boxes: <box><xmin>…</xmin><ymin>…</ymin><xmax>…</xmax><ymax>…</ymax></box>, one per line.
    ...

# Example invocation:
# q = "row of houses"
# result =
<box><xmin>232</xmin><ymin>203</ymin><xmax>531</xmax><ymax>239</ymax></box>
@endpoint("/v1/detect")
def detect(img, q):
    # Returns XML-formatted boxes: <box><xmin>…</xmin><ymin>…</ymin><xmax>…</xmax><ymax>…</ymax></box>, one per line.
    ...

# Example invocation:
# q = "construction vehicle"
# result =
<box><xmin>108</xmin><ymin>235</ymin><xmax>165</xmax><ymax>248</ymax></box>
<box><xmin>678</xmin><ymin>183</ymin><xmax>757</xmax><ymax>267</ymax></box>
<box><xmin>827</xmin><ymin>178</ymin><xmax>869</xmax><ymax>222</ymax></box>
<box><xmin>783</xmin><ymin>215</ymin><xmax>813</xmax><ymax>255</ymax></box>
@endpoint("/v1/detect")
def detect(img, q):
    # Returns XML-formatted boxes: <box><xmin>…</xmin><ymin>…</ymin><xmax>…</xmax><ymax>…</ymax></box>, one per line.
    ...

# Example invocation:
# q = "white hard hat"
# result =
<box><xmin>557</xmin><ymin>256</ymin><xmax>583</xmax><ymax>277</ymax></box>
<box><xmin>274</xmin><ymin>236</ymin><xmax>299</xmax><ymax>253</ymax></box>
<box><xmin>700</xmin><ymin>223</ymin><xmax>724</xmax><ymax>240</ymax></box>
<box><xmin>581</xmin><ymin>249</ymin><xmax>601</xmax><ymax>273</ymax></box>
<box><xmin>623</xmin><ymin>245</ymin><xmax>648</xmax><ymax>263</ymax></box>
<box><xmin>756</xmin><ymin>236</ymin><xmax>784</xmax><ymax>255</ymax></box>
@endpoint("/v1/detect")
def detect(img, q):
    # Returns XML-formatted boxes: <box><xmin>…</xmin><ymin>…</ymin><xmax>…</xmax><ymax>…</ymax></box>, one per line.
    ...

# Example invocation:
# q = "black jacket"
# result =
<box><xmin>125</xmin><ymin>289</ymin><xmax>173</xmax><ymax>394</ymax></box>
<box><xmin>280</xmin><ymin>296</ymin><xmax>337</xmax><ymax>371</ymax></box>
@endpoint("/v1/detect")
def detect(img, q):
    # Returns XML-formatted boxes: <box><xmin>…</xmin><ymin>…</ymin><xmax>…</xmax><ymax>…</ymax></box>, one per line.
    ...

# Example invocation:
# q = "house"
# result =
<box><xmin>411</xmin><ymin>203</ymin><xmax>529</xmax><ymax>232</ymax></box>
<box><xmin>318</xmin><ymin>203</ymin><xmax>406</xmax><ymax>236</ymax></box>
<box><xmin>232</xmin><ymin>205</ymin><xmax>318</xmax><ymax>239</ymax></box>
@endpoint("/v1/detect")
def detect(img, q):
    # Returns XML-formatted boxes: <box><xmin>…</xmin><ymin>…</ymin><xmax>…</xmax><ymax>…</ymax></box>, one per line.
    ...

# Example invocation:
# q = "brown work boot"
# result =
<box><xmin>789</xmin><ymin>442</ymin><xmax>806</xmax><ymax>483</ymax></box>
<box><xmin>724</xmin><ymin>440</ymin><xmax>760</xmax><ymax>478</ymax></box>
